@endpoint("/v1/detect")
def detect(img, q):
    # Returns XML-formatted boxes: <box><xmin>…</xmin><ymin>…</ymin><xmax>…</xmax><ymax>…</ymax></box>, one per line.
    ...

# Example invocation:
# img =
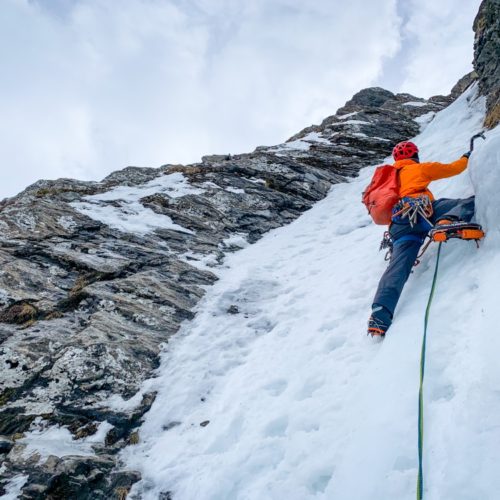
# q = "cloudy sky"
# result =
<box><xmin>1</xmin><ymin>0</ymin><xmax>482</xmax><ymax>199</ymax></box>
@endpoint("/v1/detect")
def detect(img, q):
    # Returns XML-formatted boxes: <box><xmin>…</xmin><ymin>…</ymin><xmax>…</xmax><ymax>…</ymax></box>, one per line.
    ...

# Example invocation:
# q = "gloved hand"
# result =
<box><xmin>463</xmin><ymin>151</ymin><xmax>471</xmax><ymax>158</ymax></box>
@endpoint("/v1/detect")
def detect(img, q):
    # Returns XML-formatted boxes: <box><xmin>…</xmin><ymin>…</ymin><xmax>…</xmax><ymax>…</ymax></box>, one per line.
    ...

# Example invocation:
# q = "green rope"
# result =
<box><xmin>417</xmin><ymin>242</ymin><xmax>443</xmax><ymax>500</ymax></box>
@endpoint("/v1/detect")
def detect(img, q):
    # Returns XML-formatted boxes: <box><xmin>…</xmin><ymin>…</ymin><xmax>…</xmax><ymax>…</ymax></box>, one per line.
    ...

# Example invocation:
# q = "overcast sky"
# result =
<box><xmin>0</xmin><ymin>0</ymin><xmax>482</xmax><ymax>199</ymax></box>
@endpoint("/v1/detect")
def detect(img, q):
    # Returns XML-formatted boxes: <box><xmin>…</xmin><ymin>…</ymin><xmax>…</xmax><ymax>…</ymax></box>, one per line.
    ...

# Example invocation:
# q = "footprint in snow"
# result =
<box><xmin>308</xmin><ymin>471</ymin><xmax>333</xmax><ymax>494</ymax></box>
<box><xmin>263</xmin><ymin>415</ymin><xmax>289</xmax><ymax>437</ymax></box>
<box><xmin>323</xmin><ymin>335</ymin><xmax>347</xmax><ymax>352</ymax></box>
<box><xmin>247</xmin><ymin>316</ymin><xmax>276</xmax><ymax>335</ymax></box>
<box><xmin>262</xmin><ymin>379</ymin><xmax>288</xmax><ymax>397</ymax></box>
<box><xmin>295</xmin><ymin>377</ymin><xmax>325</xmax><ymax>401</ymax></box>
<box><xmin>334</xmin><ymin>220</ymin><xmax>371</xmax><ymax>235</ymax></box>
<box><xmin>318</xmin><ymin>319</ymin><xmax>340</xmax><ymax>332</ymax></box>
<box><xmin>393</xmin><ymin>455</ymin><xmax>414</xmax><ymax>472</ymax></box>
<box><xmin>430</xmin><ymin>382</ymin><xmax>456</xmax><ymax>402</ymax></box>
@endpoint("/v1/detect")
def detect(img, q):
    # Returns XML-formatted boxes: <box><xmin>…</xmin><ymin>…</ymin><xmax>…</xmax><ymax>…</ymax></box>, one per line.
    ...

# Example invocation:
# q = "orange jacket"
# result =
<box><xmin>394</xmin><ymin>156</ymin><xmax>468</xmax><ymax>201</ymax></box>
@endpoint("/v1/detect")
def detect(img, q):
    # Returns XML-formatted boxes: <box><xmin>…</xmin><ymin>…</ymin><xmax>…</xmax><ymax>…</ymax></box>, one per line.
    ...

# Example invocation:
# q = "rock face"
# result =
<box><xmin>0</xmin><ymin>88</ymin><xmax>453</xmax><ymax>497</ymax></box>
<box><xmin>473</xmin><ymin>0</ymin><xmax>500</xmax><ymax>128</ymax></box>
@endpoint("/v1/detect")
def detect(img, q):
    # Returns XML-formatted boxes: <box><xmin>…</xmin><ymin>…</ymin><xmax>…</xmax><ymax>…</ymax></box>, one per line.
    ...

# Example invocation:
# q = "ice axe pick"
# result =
<box><xmin>470</xmin><ymin>131</ymin><xmax>486</xmax><ymax>152</ymax></box>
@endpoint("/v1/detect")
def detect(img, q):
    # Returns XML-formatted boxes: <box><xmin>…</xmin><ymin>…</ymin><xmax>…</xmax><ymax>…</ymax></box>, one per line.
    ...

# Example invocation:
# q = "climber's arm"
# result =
<box><xmin>421</xmin><ymin>156</ymin><xmax>469</xmax><ymax>181</ymax></box>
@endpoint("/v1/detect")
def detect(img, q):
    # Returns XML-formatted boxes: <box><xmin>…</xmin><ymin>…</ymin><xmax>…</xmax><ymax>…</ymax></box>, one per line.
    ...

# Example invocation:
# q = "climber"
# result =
<box><xmin>367</xmin><ymin>141</ymin><xmax>476</xmax><ymax>337</ymax></box>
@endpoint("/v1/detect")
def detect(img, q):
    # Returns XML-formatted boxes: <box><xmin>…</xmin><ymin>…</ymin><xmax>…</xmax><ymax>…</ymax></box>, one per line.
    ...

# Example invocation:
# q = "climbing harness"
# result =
<box><xmin>379</xmin><ymin>196</ymin><xmax>434</xmax><ymax>264</ymax></box>
<box><xmin>416</xmin><ymin>242</ymin><xmax>442</xmax><ymax>500</ymax></box>
<box><xmin>392</xmin><ymin>196</ymin><xmax>434</xmax><ymax>228</ymax></box>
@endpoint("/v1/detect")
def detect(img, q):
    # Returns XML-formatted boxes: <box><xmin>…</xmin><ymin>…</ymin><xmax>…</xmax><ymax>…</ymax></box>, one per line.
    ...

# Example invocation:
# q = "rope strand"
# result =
<box><xmin>417</xmin><ymin>242</ymin><xmax>443</xmax><ymax>500</ymax></box>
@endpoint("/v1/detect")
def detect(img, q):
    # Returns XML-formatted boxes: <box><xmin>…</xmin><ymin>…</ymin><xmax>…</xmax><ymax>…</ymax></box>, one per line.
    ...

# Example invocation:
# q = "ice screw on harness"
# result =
<box><xmin>417</xmin><ymin>242</ymin><xmax>443</xmax><ymax>500</ymax></box>
<box><xmin>392</xmin><ymin>196</ymin><xmax>434</xmax><ymax>228</ymax></box>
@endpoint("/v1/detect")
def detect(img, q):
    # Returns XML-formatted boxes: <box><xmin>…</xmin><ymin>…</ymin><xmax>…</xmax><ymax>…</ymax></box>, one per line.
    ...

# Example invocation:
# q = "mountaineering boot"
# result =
<box><xmin>430</xmin><ymin>221</ymin><xmax>485</xmax><ymax>243</ymax></box>
<box><xmin>368</xmin><ymin>316</ymin><xmax>388</xmax><ymax>337</ymax></box>
<box><xmin>435</xmin><ymin>216</ymin><xmax>459</xmax><ymax>226</ymax></box>
<box><xmin>367</xmin><ymin>304</ymin><xmax>392</xmax><ymax>337</ymax></box>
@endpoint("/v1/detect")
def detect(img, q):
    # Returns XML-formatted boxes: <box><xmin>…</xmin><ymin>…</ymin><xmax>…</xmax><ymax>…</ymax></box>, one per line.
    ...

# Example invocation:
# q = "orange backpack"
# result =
<box><xmin>362</xmin><ymin>165</ymin><xmax>400</xmax><ymax>225</ymax></box>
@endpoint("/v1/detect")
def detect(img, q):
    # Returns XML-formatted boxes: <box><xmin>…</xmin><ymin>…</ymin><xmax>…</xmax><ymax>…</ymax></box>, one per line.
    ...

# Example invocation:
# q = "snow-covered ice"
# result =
<box><xmin>414</xmin><ymin>111</ymin><xmax>436</xmax><ymax>132</ymax></box>
<box><xmin>122</xmin><ymin>85</ymin><xmax>500</xmax><ymax>500</ymax></box>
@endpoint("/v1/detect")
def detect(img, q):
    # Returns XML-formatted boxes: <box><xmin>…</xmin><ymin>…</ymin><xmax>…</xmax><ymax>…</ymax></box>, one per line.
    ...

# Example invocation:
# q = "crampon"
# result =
<box><xmin>429</xmin><ymin>222</ymin><xmax>485</xmax><ymax>244</ymax></box>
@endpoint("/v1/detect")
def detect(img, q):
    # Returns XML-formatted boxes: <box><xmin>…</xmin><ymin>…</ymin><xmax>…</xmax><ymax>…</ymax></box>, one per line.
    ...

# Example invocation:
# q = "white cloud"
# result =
<box><xmin>395</xmin><ymin>0</ymin><xmax>482</xmax><ymax>97</ymax></box>
<box><xmin>0</xmin><ymin>0</ymin><xmax>482</xmax><ymax>199</ymax></box>
<box><xmin>0</xmin><ymin>0</ymin><xmax>402</xmax><ymax>199</ymax></box>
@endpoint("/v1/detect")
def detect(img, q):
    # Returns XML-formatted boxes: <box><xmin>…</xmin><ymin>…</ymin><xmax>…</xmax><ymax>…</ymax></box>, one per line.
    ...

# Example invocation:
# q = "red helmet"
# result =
<box><xmin>392</xmin><ymin>141</ymin><xmax>419</xmax><ymax>161</ymax></box>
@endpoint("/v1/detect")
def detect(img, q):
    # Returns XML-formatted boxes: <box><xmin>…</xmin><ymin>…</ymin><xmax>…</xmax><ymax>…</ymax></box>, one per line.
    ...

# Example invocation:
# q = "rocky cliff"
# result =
<box><xmin>474</xmin><ymin>0</ymin><xmax>500</xmax><ymax>128</ymax></box>
<box><xmin>0</xmin><ymin>87</ymin><xmax>451</xmax><ymax>498</ymax></box>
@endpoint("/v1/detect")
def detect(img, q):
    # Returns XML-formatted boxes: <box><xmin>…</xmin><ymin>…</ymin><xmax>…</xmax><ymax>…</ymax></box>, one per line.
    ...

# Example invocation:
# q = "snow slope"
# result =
<box><xmin>124</xmin><ymin>85</ymin><xmax>500</xmax><ymax>500</ymax></box>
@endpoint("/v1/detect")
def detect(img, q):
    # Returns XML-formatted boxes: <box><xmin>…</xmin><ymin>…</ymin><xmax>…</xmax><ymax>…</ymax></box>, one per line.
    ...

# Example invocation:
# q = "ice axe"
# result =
<box><xmin>469</xmin><ymin>131</ymin><xmax>486</xmax><ymax>152</ymax></box>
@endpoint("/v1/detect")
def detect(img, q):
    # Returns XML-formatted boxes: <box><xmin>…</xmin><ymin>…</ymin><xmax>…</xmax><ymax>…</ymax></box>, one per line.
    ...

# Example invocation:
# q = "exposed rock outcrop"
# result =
<box><xmin>473</xmin><ymin>0</ymin><xmax>500</xmax><ymax>128</ymax></box>
<box><xmin>450</xmin><ymin>71</ymin><xmax>478</xmax><ymax>99</ymax></box>
<box><xmin>0</xmin><ymin>88</ymin><xmax>452</xmax><ymax>497</ymax></box>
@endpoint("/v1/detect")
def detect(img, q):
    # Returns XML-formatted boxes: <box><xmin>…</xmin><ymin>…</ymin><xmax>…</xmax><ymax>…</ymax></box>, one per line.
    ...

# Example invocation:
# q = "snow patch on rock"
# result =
<box><xmin>1</xmin><ymin>473</ymin><xmax>28</xmax><ymax>500</ymax></box>
<box><xmin>403</xmin><ymin>101</ymin><xmax>428</xmax><ymax>107</ymax></box>
<box><xmin>17</xmin><ymin>420</ymin><xmax>113</xmax><ymax>461</ymax></box>
<box><xmin>71</xmin><ymin>173</ymin><xmax>201</xmax><ymax>235</ymax></box>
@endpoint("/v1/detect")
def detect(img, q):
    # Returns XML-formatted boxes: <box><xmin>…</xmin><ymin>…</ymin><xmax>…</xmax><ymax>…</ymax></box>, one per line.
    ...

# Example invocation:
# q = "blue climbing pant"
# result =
<box><xmin>372</xmin><ymin>196</ymin><xmax>475</xmax><ymax>318</ymax></box>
